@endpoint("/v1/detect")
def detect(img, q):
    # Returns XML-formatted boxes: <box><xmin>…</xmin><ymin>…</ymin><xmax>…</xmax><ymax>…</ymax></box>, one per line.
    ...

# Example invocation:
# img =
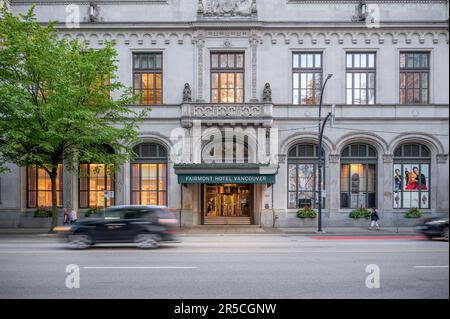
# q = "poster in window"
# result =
<box><xmin>420</xmin><ymin>192</ymin><xmax>430</xmax><ymax>209</ymax></box>
<box><xmin>404</xmin><ymin>164</ymin><xmax>428</xmax><ymax>191</ymax></box>
<box><xmin>393</xmin><ymin>164</ymin><xmax>402</xmax><ymax>193</ymax></box>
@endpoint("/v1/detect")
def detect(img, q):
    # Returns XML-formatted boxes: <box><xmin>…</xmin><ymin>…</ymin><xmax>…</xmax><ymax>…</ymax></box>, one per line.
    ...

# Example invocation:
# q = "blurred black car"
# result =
<box><xmin>57</xmin><ymin>205</ymin><xmax>178</xmax><ymax>249</ymax></box>
<box><xmin>416</xmin><ymin>217</ymin><xmax>449</xmax><ymax>241</ymax></box>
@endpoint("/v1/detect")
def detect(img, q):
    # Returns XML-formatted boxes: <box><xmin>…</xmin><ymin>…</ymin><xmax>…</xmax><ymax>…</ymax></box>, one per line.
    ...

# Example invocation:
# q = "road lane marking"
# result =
<box><xmin>83</xmin><ymin>266</ymin><xmax>198</xmax><ymax>269</ymax></box>
<box><xmin>313</xmin><ymin>236</ymin><xmax>427</xmax><ymax>240</ymax></box>
<box><xmin>414</xmin><ymin>266</ymin><xmax>449</xmax><ymax>269</ymax></box>
<box><xmin>0</xmin><ymin>249</ymin><xmax>448</xmax><ymax>254</ymax></box>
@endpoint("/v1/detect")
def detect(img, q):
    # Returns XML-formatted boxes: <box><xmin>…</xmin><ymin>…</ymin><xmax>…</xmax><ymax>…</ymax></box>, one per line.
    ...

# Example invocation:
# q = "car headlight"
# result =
<box><xmin>53</xmin><ymin>226</ymin><xmax>72</xmax><ymax>232</ymax></box>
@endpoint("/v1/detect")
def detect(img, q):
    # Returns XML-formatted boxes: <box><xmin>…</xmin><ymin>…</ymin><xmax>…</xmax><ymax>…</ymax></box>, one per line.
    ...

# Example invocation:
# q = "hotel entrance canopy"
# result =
<box><xmin>174</xmin><ymin>163</ymin><xmax>278</xmax><ymax>184</ymax></box>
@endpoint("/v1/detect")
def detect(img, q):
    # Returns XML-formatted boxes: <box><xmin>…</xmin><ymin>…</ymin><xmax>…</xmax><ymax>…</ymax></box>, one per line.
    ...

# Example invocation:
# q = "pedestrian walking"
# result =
<box><xmin>368</xmin><ymin>208</ymin><xmax>380</xmax><ymax>231</ymax></box>
<box><xmin>69</xmin><ymin>207</ymin><xmax>78</xmax><ymax>224</ymax></box>
<box><xmin>63</xmin><ymin>208</ymin><xmax>70</xmax><ymax>225</ymax></box>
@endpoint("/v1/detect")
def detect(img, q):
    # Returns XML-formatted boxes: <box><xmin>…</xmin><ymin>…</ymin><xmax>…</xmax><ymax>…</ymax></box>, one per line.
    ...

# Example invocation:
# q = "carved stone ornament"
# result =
<box><xmin>262</xmin><ymin>83</ymin><xmax>272</xmax><ymax>103</ymax></box>
<box><xmin>182</xmin><ymin>83</ymin><xmax>192</xmax><ymax>103</ymax></box>
<box><xmin>199</xmin><ymin>0</ymin><xmax>256</xmax><ymax>17</ymax></box>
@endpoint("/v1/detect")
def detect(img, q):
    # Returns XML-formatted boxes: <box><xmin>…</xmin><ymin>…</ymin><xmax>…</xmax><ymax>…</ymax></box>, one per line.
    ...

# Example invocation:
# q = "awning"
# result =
<box><xmin>174</xmin><ymin>163</ymin><xmax>278</xmax><ymax>184</ymax></box>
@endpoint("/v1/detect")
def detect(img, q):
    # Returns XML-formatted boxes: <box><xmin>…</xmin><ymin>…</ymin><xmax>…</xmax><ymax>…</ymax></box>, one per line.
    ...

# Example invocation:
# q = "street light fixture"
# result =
<box><xmin>317</xmin><ymin>74</ymin><xmax>333</xmax><ymax>233</ymax></box>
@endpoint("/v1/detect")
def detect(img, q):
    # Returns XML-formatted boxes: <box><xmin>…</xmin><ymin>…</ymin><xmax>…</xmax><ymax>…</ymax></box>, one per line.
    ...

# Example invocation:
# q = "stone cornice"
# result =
<box><xmin>54</xmin><ymin>29</ymin><xmax>449</xmax><ymax>47</ymax></box>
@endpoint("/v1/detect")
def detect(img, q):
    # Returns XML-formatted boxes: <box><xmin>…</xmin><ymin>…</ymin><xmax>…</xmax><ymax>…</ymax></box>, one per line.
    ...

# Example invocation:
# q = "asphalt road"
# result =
<box><xmin>0</xmin><ymin>234</ymin><xmax>448</xmax><ymax>299</ymax></box>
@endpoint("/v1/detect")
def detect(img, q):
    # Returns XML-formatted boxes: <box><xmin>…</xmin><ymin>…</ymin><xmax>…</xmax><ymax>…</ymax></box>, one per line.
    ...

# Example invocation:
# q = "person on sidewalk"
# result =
<box><xmin>69</xmin><ymin>207</ymin><xmax>78</xmax><ymax>224</ymax></box>
<box><xmin>63</xmin><ymin>208</ymin><xmax>70</xmax><ymax>225</ymax></box>
<box><xmin>369</xmin><ymin>208</ymin><xmax>380</xmax><ymax>231</ymax></box>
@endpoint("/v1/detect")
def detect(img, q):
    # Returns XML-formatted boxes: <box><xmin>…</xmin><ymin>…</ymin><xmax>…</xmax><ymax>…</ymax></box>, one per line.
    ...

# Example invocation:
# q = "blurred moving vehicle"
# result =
<box><xmin>56</xmin><ymin>205</ymin><xmax>178</xmax><ymax>249</ymax></box>
<box><xmin>416</xmin><ymin>217</ymin><xmax>449</xmax><ymax>241</ymax></box>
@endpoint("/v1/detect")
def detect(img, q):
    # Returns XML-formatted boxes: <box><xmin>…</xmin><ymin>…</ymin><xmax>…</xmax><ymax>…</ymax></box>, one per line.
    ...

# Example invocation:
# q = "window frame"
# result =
<box><xmin>292</xmin><ymin>52</ymin><xmax>323</xmax><ymax>105</ymax></box>
<box><xmin>399</xmin><ymin>51</ymin><xmax>430</xmax><ymax>105</ymax></box>
<box><xmin>287</xmin><ymin>144</ymin><xmax>325</xmax><ymax>209</ymax></box>
<box><xmin>26</xmin><ymin>164</ymin><xmax>63</xmax><ymax>208</ymax></box>
<box><xmin>78</xmin><ymin>164</ymin><xmax>116</xmax><ymax>209</ymax></box>
<box><xmin>345</xmin><ymin>52</ymin><xmax>377</xmax><ymax>105</ymax></box>
<box><xmin>393</xmin><ymin>144</ymin><xmax>431</xmax><ymax>209</ymax></box>
<box><xmin>210</xmin><ymin>52</ymin><xmax>245</xmax><ymax>104</ymax></box>
<box><xmin>132</xmin><ymin>52</ymin><xmax>163</xmax><ymax>105</ymax></box>
<box><xmin>340</xmin><ymin>144</ymin><xmax>378</xmax><ymax>209</ymax></box>
<box><xmin>130</xmin><ymin>143</ymin><xmax>168</xmax><ymax>206</ymax></box>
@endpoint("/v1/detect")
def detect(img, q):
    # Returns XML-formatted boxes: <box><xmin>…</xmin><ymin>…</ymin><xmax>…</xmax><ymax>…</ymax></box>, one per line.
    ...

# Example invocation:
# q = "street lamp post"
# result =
<box><xmin>317</xmin><ymin>74</ymin><xmax>333</xmax><ymax>233</ymax></box>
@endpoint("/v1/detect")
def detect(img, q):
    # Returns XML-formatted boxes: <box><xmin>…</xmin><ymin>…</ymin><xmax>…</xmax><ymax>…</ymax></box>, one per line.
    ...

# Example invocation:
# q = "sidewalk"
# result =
<box><xmin>0</xmin><ymin>226</ymin><xmax>419</xmax><ymax>236</ymax></box>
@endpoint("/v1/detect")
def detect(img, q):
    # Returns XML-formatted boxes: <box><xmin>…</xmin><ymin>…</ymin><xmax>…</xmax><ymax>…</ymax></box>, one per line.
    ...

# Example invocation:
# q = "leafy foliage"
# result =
<box><xmin>296</xmin><ymin>206</ymin><xmax>318</xmax><ymax>219</ymax></box>
<box><xmin>33</xmin><ymin>207</ymin><xmax>53</xmax><ymax>218</ymax></box>
<box><xmin>0</xmin><ymin>7</ymin><xmax>146</xmax><ymax>228</ymax></box>
<box><xmin>404</xmin><ymin>207</ymin><xmax>422</xmax><ymax>219</ymax></box>
<box><xmin>349</xmin><ymin>207</ymin><xmax>371</xmax><ymax>219</ymax></box>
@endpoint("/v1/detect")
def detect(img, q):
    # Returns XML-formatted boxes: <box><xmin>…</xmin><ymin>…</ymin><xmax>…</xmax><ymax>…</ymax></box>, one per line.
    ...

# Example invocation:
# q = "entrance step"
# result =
<box><xmin>204</xmin><ymin>217</ymin><xmax>252</xmax><ymax>225</ymax></box>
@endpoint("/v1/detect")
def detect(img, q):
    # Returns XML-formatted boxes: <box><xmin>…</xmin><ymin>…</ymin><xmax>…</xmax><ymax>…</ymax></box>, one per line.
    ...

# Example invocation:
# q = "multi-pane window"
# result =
<box><xmin>346</xmin><ymin>52</ymin><xmax>376</xmax><ymax>105</ymax></box>
<box><xmin>340</xmin><ymin>144</ymin><xmax>377</xmax><ymax>209</ymax></box>
<box><xmin>131</xmin><ymin>143</ymin><xmax>167</xmax><ymax>206</ymax></box>
<box><xmin>133</xmin><ymin>53</ymin><xmax>163</xmax><ymax>105</ymax></box>
<box><xmin>211</xmin><ymin>52</ymin><xmax>244</xmax><ymax>103</ymax></box>
<box><xmin>399</xmin><ymin>52</ymin><xmax>430</xmax><ymax>104</ymax></box>
<box><xmin>393</xmin><ymin>144</ymin><xmax>430</xmax><ymax>209</ymax></box>
<box><xmin>79</xmin><ymin>164</ymin><xmax>115</xmax><ymax>208</ymax></box>
<box><xmin>288</xmin><ymin>144</ymin><xmax>325</xmax><ymax>209</ymax></box>
<box><xmin>27</xmin><ymin>165</ymin><xmax>63</xmax><ymax>208</ymax></box>
<box><xmin>292</xmin><ymin>53</ymin><xmax>322</xmax><ymax>105</ymax></box>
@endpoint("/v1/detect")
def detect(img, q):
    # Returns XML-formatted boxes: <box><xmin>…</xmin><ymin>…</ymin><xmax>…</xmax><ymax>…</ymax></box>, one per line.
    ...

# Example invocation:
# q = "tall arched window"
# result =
<box><xmin>287</xmin><ymin>143</ymin><xmax>325</xmax><ymax>209</ymax></box>
<box><xmin>393</xmin><ymin>143</ymin><xmax>430</xmax><ymax>209</ymax></box>
<box><xmin>340</xmin><ymin>143</ymin><xmax>377</xmax><ymax>209</ymax></box>
<box><xmin>131</xmin><ymin>143</ymin><xmax>167</xmax><ymax>206</ymax></box>
<box><xmin>79</xmin><ymin>146</ymin><xmax>116</xmax><ymax>208</ymax></box>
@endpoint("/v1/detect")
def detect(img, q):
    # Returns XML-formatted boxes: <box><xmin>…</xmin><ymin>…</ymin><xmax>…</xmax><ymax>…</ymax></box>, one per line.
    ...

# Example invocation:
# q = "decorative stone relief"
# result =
<box><xmin>278</xmin><ymin>154</ymin><xmax>287</xmax><ymax>164</ymax></box>
<box><xmin>199</xmin><ymin>0</ymin><xmax>257</xmax><ymax>17</ymax></box>
<box><xmin>383</xmin><ymin>154</ymin><xmax>394</xmax><ymax>163</ymax></box>
<box><xmin>437</xmin><ymin>154</ymin><xmax>448</xmax><ymax>164</ymax></box>
<box><xmin>262</xmin><ymin>83</ymin><xmax>272</xmax><ymax>103</ymax></box>
<box><xmin>182</xmin><ymin>83</ymin><xmax>193</xmax><ymax>103</ymax></box>
<box><xmin>328</xmin><ymin>154</ymin><xmax>340</xmax><ymax>164</ymax></box>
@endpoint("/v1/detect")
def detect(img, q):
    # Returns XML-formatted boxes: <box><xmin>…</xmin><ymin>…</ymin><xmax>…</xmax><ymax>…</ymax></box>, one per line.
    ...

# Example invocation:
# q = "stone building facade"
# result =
<box><xmin>0</xmin><ymin>0</ymin><xmax>449</xmax><ymax>228</ymax></box>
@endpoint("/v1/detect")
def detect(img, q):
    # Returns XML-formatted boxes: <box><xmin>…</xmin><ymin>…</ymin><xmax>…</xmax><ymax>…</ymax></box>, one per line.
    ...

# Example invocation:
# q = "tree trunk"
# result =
<box><xmin>50</xmin><ymin>167</ymin><xmax>58</xmax><ymax>231</ymax></box>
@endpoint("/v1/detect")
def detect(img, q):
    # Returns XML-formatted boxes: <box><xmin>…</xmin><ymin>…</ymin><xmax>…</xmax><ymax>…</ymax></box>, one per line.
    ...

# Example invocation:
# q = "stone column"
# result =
<box><xmin>195</xmin><ymin>36</ymin><xmax>205</xmax><ymax>102</ymax></box>
<box><xmin>249</xmin><ymin>33</ymin><xmax>259</xmax><ymax>102</ymax></box>
<box><xmin>436</xmin><ymin>154</ymin><xmax>449</xmax><ymax>213</ymax></box>
<box><xmin>327</xmin><ymin>154</ymin><xmax>340</xmax><ymax>214</ymax></box>
<box><xmin>382</xmin><ymin>154</ymin><xmax>394</xmax><ymax>213</ymax></box>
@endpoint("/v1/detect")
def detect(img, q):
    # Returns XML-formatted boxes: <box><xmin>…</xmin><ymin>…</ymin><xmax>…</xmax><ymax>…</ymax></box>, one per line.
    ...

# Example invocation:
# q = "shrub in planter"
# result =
<box><xmin>349</xmin><ymin>207</ymin><xmax>371</xmax><ymax>219</ymax></box>
<box><xmin>85</xmin><ymin>207</ymin><xmax>101</xmax><ymax>217</ymax></box>
<box><xmin>297</xmin><ymin>206</ymin><xmax>318</xmax><ymax>219</ymax></box>
<box><xmin>33</xmin><ymin>207</ymin><xmax>52</xmax><ymax>218</ymax></box>
<box><xmin>404</xmin><ymin>207</ymin><xmax>422</xmax><ymax>219</ymax></box>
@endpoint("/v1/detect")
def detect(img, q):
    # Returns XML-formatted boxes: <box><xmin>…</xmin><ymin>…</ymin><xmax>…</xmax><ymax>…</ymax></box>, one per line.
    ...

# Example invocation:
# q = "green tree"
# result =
<box><xmin>0</xmin><ymin>6</ymin><xmax>146</xmax><ymax>229</ymax></box>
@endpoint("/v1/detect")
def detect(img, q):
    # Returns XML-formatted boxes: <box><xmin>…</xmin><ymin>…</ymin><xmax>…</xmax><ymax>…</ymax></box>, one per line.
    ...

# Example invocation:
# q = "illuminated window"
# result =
<box><xmin>79</xmin><ymin>164</ymin><xmax>115</xmax><ymax>208</ymax></box>
<box><xmin>133</xmin><ymin>53</ymin><xmax>163</xmax><ymax>105</ymax></box>
<box><xmin>292</xmin><ymin>53</ymin><xmax>323</xmax><ymax>105</ymax></box>
<box><xmin>211</xmin><ymin>52</ymin><xmax>244</xmax><ymax>103</ymax></box>
<box><xmin>340</xmin><ymin>144</ymin><xmax>377</xmax><ymax>208</ymax></box>
<box><xmin>131</xmin><ymin>143</ymin><xmax>167</xmax><ymax>206</ymax></box>
<box><xmin>399</xmin><ymin>52</ymin><xmax>430</xmax><ymax>104</ymax></box>
<box><xmin>346</xmin><ymin>52</ymin><xmax>376</xmax><ymax>105</ymax></box>
<box><xmin>287</xmin><ymin>144</ymin><xmax>325</xmax><ymax>209</ymax></box>
<box><xmin>393</xmin><ymin>144</ymin><xmax>430</xmax><ymax>209</ymax></box>
<box><xmin>27</xmin><ymin>165</ymin><xmax>63</xmax><ymax>208</ymax></box>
